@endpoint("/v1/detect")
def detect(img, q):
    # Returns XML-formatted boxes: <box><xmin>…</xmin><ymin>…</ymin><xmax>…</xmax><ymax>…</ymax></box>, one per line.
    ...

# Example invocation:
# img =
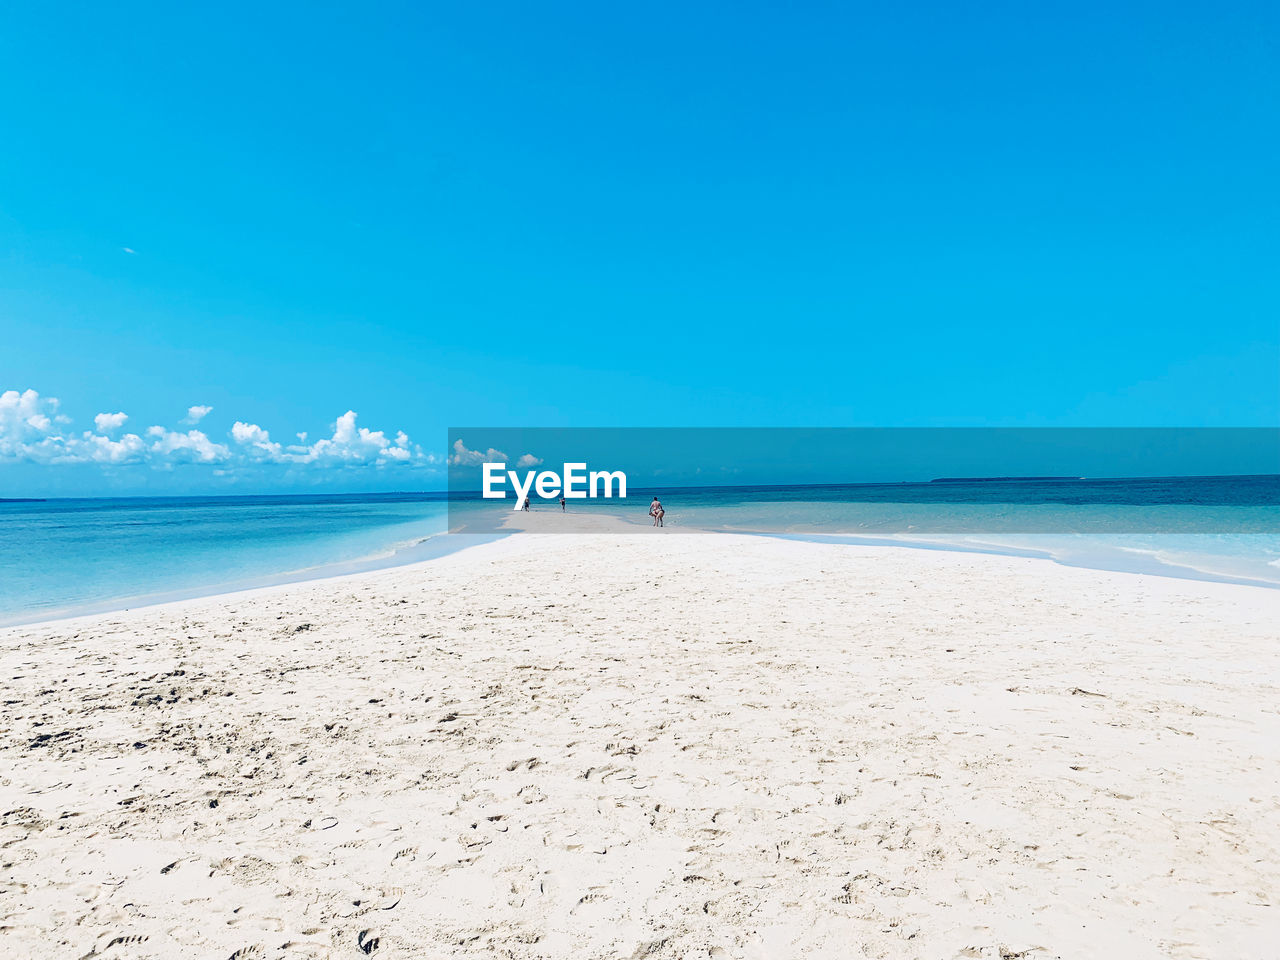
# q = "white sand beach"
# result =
<box><xmin>2</xmin><ymin>529</ymin><xmax>1278</xmax><ymax>959</ymax></box>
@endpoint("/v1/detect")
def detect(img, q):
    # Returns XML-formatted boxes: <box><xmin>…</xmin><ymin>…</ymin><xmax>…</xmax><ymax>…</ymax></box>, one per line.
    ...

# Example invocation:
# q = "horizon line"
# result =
<box><xmin>6</xmin><ymin>472</ymin><xmax>1279</xmax><ymax>503</ymax></box>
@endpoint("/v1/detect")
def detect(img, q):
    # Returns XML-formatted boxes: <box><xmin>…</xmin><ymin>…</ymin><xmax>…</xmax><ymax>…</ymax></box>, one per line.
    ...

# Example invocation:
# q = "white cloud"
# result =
<box><xmin>232</xmin><ymin>415</ymin><xmax>431</xmax><ymax>467</ymax></box>
<box><xmin>382</xmin><ymin>431</ymin><xmax>413</xmax><ymax>461</ymax></box>
<box><xmin>146</xmin><ymin>426</ymin><xmax>231</xmax><ymax>463</ymax></box>
<box><xmin>1</xmin><ymin>389</ymin><xmax>58</xmax><ymax>458</ymax></box>
<box><xmin>2</xmin><ymin>388</ymin><xmax>435</xmax><ymax>476</ymax></box>
<box><xmin>122</xmin><ymin>247</ymin><xmax>137</xmax><ymax>254</ymax></box>
<box><xmin>78</xmin><ymin>431</ymin><xmax>148</xmax><ymax>464</ymax></box>
<box><xmin>270</xmin><ymin>415</ymin><xmax>429</xmax><ymax>466</ymax></box>
<box><xmin>231</xmin><ymin>421</ymin><xmax>284</xmax><ymax>460</ymax></box>
<box><xmin>94</xmin><ymin>411</ymin><xmax>128</xmax><ymax>432</ymax></box>
<box><xmin>516</xmin><ymin>453</ymin><xmax>543</xmax><ymax>468</ymax></box>
<box><xmin>2</xmin><ymin>390</ymin><xmax>149</xmax><ymax>464</ymax></box>
<box><xmin>449</xmin><ymin>439</ymin><xmax>509</xmax><ymax>466</ymax></box>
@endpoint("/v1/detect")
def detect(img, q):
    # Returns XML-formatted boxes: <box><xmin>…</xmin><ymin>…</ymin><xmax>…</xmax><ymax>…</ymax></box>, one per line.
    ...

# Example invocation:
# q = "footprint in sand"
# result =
<box><xmin>227</xmin><ymin>915</ymin><xmax>285</xmax><ymax>931</ymax></box>
<box><xmin>101</xmin><ymin>934</ymin><xmax>149</xmax><ymax>951</ymax></box>
<box><xmin>570</xmin><ymin>887</ymin><xmax>609</xmax><ymax>914</ymax></box>
<box><xmin>376</xmin><ymin>886</ymin><xmax>403</xmax><ymax>910</ymax></box>
<box><xmin>280</xmin><ymin>941</ymin><xmax>330</xmax><ymax>956</ymax></box>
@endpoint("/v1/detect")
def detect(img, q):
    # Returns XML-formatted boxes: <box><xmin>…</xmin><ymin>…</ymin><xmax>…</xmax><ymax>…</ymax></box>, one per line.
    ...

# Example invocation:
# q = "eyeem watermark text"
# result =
<box><xmin>482</xmin><ymin>462</ymin><xmax>627</xmax><ymax>510</ymax></box>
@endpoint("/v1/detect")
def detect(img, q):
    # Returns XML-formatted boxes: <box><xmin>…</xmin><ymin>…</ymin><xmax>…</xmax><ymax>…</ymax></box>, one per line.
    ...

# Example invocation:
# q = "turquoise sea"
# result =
<box><xmin>0</xmin><ymin>494</ymin><xmax>465</xmax><ymax>626</ymax></box>
<box><xmin>2</xmin><ymin>476</ymin><xmax>1278</xmax><ymax>625</ymax></box>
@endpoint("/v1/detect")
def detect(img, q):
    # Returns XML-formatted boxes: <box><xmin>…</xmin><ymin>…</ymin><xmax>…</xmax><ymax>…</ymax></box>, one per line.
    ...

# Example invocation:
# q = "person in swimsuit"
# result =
<box><xmin>523</xmin><ymin>496</ymin><xmax>531</xmax><ymax>512</ymax></box>
<box><xmin>559</xmin><ymin>496</ymin><xmax>566</xmax><ymax>512</ymax></box>
<box><xmin>650</xmin><ymin>497</ymin><xmax>664</xmax><ymax>527</ymax></box>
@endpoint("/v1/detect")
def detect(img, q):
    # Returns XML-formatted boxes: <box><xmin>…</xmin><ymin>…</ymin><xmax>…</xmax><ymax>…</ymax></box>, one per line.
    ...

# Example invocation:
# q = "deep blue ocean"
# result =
<box><xmin>2</xmin><ymin>476</ymin><xmax>1278</xmax><ymax>625</ymax></box>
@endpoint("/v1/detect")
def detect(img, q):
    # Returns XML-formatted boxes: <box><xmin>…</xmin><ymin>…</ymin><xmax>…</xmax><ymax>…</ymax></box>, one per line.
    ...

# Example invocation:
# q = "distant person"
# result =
<box><xmin>523</xmin><ymin>496</ymin><xmax>530</xmax><ymax>512</ymax></box>
<box><xmin>649</xmin><ymin>496</ymin><xmax>664</xmax><ymax>527</ymax></box>
<box><xmin>559</xmin><ymin>496</ymin><xmax>566</xmax><ymax>512</ymax></box>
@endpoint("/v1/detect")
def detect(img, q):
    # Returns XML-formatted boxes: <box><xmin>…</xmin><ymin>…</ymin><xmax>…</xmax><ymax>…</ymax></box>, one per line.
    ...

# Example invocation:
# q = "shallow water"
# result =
<box><xmin>0</xmin><ymin>494</ymin><xmax>454</xmax><ymax>625</ymax></box>
<box><xmin>3</xmin><ymin>478</ymin><xmax>1278</xmax><ymax>624</ymax></box>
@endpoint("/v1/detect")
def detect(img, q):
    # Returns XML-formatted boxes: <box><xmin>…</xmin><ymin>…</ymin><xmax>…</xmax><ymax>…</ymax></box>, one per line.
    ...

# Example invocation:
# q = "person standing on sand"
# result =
<box><xmin>650</xmin><ymin>496</ymin><xmax>665</xmax><ymax>527</ymax></box>
<box><xmin>523</xmin><ymin>496</ymin><xmax>530</xmax><ymax>512</ymax></box>
<box><xmin>559</xmin><ymin>496</ymin><xmax>566</xmax><ymax>512</ymax></box>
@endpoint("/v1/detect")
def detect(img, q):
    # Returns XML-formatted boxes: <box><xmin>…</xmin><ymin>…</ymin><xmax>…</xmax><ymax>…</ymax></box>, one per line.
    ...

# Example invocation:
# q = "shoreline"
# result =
<box><xmin>754</xmin><ymin>531</ymin><xmax>1280</xmax><ymax>591</ymax></box>
<box><xmin>0</xmin><ymin>532</ymin><xmax>503</xmax><ymax>630</ymax></box>
<box><xmin>4</xmin><ymin>506</ymin><xmax>1277</xmax><ymax>628</ymax></box>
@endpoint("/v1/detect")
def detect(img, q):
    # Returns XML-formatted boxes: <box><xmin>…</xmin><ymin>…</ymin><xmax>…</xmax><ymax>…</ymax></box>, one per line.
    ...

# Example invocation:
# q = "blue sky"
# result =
<box><xmin>2</xmin><ymin>2</ymin><xmax>1277</xmax><ymax>494</ymax></box>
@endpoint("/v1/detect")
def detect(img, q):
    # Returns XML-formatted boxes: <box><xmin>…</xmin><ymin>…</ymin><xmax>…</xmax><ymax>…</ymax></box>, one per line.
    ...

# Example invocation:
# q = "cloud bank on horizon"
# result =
<box><xmin>0</xmin><ymin>388</ymin><xmax>440</xmax><ymax>475</ymax></box>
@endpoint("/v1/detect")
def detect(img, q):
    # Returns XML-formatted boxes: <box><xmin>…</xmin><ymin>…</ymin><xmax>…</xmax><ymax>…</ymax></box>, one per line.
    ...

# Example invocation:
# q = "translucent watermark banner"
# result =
<box><xmin>445</xmin><ymin>428</ymin><xmax>1280</xmax><ymax>534</ymax></box>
